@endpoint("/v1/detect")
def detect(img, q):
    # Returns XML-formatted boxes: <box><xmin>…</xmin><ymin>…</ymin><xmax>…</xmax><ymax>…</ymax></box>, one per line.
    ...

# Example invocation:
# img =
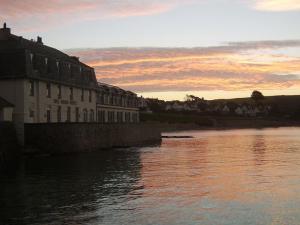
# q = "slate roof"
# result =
<box><xmin>0</xmin><ymin>25</ymin><xmax>97</xmax><ymax>89</ymax></box>
<box><xmin>98</xmin><ymin>82</ymin><xmax>137</xmax><ymax>96</ymax></box>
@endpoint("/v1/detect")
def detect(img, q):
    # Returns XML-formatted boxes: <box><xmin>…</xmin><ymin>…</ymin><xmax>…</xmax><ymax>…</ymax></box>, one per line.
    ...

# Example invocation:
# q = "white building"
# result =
<box><xmin>96</xmin><ymin>83</ymin><xmax>139</xmax><ymax>123</ymax></box>
<box><xmin>0</xmin><ymin>97</ymin><xmax>14</xmax><ymax>122</ymax></box>
<box><xmin>0</xmin><ymin>24</ymin><xmax>140</xmax><ymax>143</ymax></box>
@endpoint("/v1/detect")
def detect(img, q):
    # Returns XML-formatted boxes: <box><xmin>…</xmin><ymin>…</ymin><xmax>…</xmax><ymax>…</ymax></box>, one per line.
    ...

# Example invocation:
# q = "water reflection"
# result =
<box><xmin>252</xmin><ymin>135</ymin><xmax>266</xmax><ymax>165</ymax></box>
<box><xmin>1</xmin><ymin>128</ymin><xmax>300</xmax><ymax>225</ymax></box>
<box><xmin>0</xmin><ymin>150</ymin><xmax>142</xmax><ymax>225</ymax></box>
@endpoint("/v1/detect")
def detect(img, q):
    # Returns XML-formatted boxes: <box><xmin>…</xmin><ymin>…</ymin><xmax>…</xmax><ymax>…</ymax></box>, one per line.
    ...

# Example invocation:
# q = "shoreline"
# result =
<box><xmin>147</xmin><ymin>119</ymin><xmax>300</xmax><ymax>133</ymax></box>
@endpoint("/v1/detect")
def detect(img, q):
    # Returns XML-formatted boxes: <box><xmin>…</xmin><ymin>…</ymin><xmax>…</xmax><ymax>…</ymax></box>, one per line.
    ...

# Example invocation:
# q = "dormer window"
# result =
<box><xmin>45</xmin><ymin>57</ymin><xmax>48</xmax><ymax>65</ymax></box>
<box><xmin>30</xmin><ymin>53</ymin><xmax>34</xmax><ymax>63</ymax></box>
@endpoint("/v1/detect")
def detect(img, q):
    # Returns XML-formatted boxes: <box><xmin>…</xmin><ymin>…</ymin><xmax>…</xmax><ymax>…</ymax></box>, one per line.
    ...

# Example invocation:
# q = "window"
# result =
<box><xmin>90</xmin><ymin>109</ymin><xmax>94</xmax><ymax>122</ymax></box>
<box><xmin>46</xmin><ymin>83</ymin><xmax>51</xmax><ymax>98</ymax></box>
<box><xmin>108</xmin><ymin>111</ymin><xmax>115</xmax><ymax>123</ymax></box>
<box><xmin>70</xmin><ymin>87</ymin><xmax>73</xmax><ymax>101</ymax></box>
<box><xmin>67</xmin><ymin>107</ymin><xmax>71</xmax><ymax>122</ymax></box>
<box><xmin>58</xmin><ymin>85</ymin><xmax>62</xmax><ymax>99</ymax></box>
<box><xmin>30</xmin><ymin>53</ymin><xmax>34</xmax><ymax>63</ymax></box>
<box><xmin>29</xmin><ymin>80</ymin><xmax>34</xmax><ymax>96</ymax></box>
<box><xmin>89</xmin><ymin>90</ymin><xmax>92</xmax><ymax>103</ymax></box>
<box><xmin>117</xmin><ymin>112</ymin><xmax>123</xmax><ymax>123</ymax></box>
<box><xmin>29</xmin><ymin>109</ymin><xmax>35</xmax><ymax>118</ymax></box>
<box><xmin>57</xmin><ymin>106</ymin><xmax>61</xmax><ymax>122</ymax></box>
<box><xmin>81</xmin><ymin>89</ymin><xmax>84</xmax><ymax>102</ymax></box>
<box><xmin>46</xmin><ymin>108</ymin><xmax>51</xmax><ymax>123</ymax></box>
<box><xmin>97</xmin><ymin>110</ymin><xmax>105</xmax><ymax>123</ymax></box>
<box><xmin>75</xmin><ymin>107</ymin><xmax>79</xmax><ymax>122</ymax></box>
<box><xmin>125</xmin><ymin>112</ymin><xmax>130</xmax><ymax>123</ymax></box>
<box><xmin>56</xmin><ymin>61</ymin><xmax>60</xmax><ymax>75</ymax></box>
<box><xmin>83</xmin><ymin>109</ymin><xmax>88</xmax><ymax>122</ymax></box>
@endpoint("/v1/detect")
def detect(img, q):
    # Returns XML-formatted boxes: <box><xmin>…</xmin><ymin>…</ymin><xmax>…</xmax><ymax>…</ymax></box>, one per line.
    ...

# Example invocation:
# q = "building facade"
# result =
<box><xmin>97</xmin><ymin>83</ymin><xmax>139</xmax><ymax>123</ymax></box>
<box><xmin>0</xmin><ymin>96</ymin><xmax>14</xmax><ymax>122</ymax></box>
<box><xmin>0</xmin><ymin>24</ymin><xmax>140</xmax><ymax>143</ymax></box>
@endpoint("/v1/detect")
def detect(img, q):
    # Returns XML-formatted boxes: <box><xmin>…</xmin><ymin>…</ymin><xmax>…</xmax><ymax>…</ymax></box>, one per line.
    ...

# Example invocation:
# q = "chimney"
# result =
<box><xmin>0</xmin><ymin>22</ymin><xmax>11</xmax><ymax>40</ymax></box>
<box><xmin>71</xmin><ymin>56</ymin><xmax>79</xmax><ymax>62</ymax></box>
<box><xmin>37</xmin><ymin>36</ymin><xmax>43</xmax><ymax>44</ymax></box>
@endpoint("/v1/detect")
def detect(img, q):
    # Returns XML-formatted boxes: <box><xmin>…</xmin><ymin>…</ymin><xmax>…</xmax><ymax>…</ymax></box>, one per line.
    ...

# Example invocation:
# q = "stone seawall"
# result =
<box><xmin>24</xmin><ymin>123</ymin><xmax>161</xmax><ymax>154</ymax></box>
<box><xmin>0</xmin><ymin>122</ymin><xmax>19</xmax><ymax>171</ymax></box>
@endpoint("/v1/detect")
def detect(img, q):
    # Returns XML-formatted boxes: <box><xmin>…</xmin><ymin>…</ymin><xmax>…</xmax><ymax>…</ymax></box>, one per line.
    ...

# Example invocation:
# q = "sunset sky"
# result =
<box><xmin>1</xmin><ymin>0</ymin><xmax>300</xmax><ymax>100</ymax></box>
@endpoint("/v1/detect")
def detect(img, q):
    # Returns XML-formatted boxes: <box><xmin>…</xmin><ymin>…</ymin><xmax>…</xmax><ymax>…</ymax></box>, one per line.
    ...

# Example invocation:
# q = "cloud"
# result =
<box><xmin>66</xmin><ymin>40</ymin><xmax>300</xmax><ymax>93</ymax></box>
<box><xmin>253</xmin><ymin>0</ymin><xmax>300</xmax><ymax>11</ymax></box>
<box><xmin>1</xmin><ymin>0</ymin><xmax>299</xmax><ymax>31</ymax></box>
<box><xmin>0</xmin><ymin>0</ymin><xmax>195</xmax><ymax>31</ymax></box>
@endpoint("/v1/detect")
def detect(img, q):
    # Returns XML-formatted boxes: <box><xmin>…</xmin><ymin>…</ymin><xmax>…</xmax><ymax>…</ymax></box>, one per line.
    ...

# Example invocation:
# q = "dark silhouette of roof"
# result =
<box><xmin>0</xmin><ymin>23</ymin><xmax>97</xmax><ymax>89</ymax></box>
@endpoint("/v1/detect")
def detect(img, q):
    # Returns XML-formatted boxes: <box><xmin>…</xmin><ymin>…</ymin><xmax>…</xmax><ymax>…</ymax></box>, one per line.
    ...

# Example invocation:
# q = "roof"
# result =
<box><xmin>98</xmin><ymin>82</ymin><xmax>137</xmax><ymax>96</ymax></box>
<box><xmin>0</xmin><ymin>96</ymin><xmax>14</xmax><ymax>108</ymax></box>
<box><xmin>0</xmin><ymin>25</ymin><xmax>97</xmax><ymax>89</ymax></box>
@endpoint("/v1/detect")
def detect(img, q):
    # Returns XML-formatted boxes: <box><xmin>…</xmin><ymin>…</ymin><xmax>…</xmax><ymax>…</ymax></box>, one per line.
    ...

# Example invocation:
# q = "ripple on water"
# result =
<box><xmin>1</xmin><ymin>127</ymin><xmax>300</xmax><ymax>225</ymax></box>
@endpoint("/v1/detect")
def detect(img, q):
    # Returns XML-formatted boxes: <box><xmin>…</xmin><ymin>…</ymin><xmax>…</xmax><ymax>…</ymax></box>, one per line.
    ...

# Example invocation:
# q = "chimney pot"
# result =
<box><xmin>37</xmin><ymin>36</ymin><xmax>43</xmax><ymax>44</ymax></box>
<box><xmin>0</xmin><ymin>22</ymin><xmax>11</xmax><ymax>39</ymax></box>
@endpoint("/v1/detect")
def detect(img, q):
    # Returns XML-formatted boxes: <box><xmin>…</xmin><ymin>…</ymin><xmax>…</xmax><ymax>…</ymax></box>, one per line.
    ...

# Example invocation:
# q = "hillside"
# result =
<box><xmin>210</xmin><ymin>95</ymin><xmax>300</xmax><ymax>115</ymax></box>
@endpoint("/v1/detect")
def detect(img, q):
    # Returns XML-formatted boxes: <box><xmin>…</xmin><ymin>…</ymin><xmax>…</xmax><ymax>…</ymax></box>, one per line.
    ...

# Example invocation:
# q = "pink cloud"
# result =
<box><xmin>0</xmin><ymin>0</ymin><xmax>195</xmax><ymax>31</ymax></box>
<box><xmin>66</xmin><ymin>41</ymin><xmax>300</xmax><ymax>93</ymax></box>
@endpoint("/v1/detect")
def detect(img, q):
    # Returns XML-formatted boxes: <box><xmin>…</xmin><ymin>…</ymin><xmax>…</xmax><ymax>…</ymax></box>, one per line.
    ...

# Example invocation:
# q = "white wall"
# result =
<box><xmin>24</xmin><ymin>79</ymin><xmax>97</xmax><ymax>123</ymax></box>
<box><xmin>97</xmin><ymin>105</ymin><xmax>139</xmax><ymax>123</ymax></box>
<box><xmin>0</xmin><ymin>107</ymin><xmax>14</xmax><ymax>121</ymax></box>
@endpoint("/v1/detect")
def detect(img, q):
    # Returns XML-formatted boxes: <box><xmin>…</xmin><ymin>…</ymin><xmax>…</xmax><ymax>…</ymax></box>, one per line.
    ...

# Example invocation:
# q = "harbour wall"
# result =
<box><xmin>0</xmin><ymin>122</ymin><xmax>19</xmax><ymax>171</ymax></box>
<box><xmin>24</xmin><ymin>123</ymin><xmax>161</xmax><ymax>154</ymax></box>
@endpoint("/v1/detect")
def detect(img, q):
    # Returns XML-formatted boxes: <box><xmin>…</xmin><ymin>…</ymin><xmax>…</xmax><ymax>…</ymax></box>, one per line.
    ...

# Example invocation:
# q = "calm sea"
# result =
<box><xmin>1</xmin><ymin>127</ymin><xmax>300</xmax><ymax>225</ymax></box>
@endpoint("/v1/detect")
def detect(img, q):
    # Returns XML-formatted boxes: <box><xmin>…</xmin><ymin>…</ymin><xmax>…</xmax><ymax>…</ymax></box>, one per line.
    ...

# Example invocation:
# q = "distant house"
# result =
<box><xmin>235</xmin><ymin>106</ymin><xmax>243</xmax><ymax>116</ymax></box>
<box><xmin>172</xmin><ymin>101</ymin><xmax>184</xmax><ymax>111</ymax></box>
<box><xmin>0</xmin><ymin>97</ymin><xmax>14</xmax><ymax>122</ymax></box>
<box><xmin>222</xmin><ymin>105</ymin><xmax>230</xmax><ymax>114</ymax></box>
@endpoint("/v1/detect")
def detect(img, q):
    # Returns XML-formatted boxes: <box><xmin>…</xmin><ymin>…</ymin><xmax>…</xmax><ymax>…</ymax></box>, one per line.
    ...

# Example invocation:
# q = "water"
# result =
<box><xmin>1</xmin><ymin>127</ymin><xmax>300</xmax><ymax>225</ymax></box>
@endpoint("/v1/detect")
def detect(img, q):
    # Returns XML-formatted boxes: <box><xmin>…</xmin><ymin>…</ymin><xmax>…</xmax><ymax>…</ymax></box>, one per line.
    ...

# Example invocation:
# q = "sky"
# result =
<box><xmin>1</xmin><ymin>0</ymin><xmax>300</xmax><ymax>100</ymax></box>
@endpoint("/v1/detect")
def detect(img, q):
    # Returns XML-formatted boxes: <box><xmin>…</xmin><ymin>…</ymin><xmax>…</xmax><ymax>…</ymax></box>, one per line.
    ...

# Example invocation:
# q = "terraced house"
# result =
<box><xmin>97</xmin><ymin>83</ymin><xmax>139</xmax><ymax>124</ymax></box>
<box><xmin>0</xmin><ymin>24</ymin><xmax>140</xmax><ymax>143</ymax></box>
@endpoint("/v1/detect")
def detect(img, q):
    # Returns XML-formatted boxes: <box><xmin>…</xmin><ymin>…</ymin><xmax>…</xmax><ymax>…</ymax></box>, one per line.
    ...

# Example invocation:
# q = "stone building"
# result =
<box><xmin>0</xmin><ymin>24</ymin><xmax>140</xmax><ymax>144</ymax></box>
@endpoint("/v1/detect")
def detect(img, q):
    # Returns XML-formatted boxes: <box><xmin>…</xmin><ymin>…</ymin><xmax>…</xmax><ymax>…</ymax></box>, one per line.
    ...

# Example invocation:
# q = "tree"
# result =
<box><xmin>185</xmin><ymin>94</ymin><xmax>204</xmax><ymax>102</ymax></box>
<box><xmin>251</xmin><ymin>90</ymin><xmax>264</xmax><ymax>102</ymax></box>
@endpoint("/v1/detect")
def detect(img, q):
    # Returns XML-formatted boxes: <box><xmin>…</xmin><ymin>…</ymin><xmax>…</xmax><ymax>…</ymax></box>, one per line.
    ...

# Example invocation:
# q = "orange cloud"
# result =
<box><xmin>67</xmin><ymin>41</ymin><xmax>300</xmax><ymax>93</ymax></box>
<box><xmin>253</xmin><ymin>0</ymin><xmax>300</xmax><ymax>11</ymax></box>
